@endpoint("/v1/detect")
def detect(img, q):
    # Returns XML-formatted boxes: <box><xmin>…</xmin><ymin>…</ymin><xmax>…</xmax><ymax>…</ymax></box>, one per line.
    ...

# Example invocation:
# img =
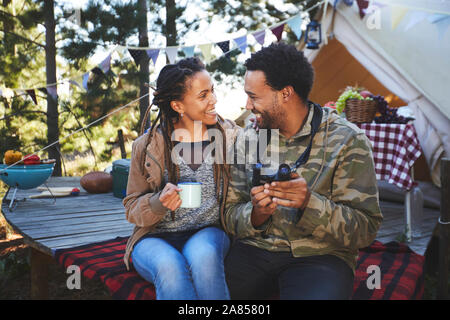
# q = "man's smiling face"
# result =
<box><xmin>244</xmin><ymin>70</ymin><xmax>286</xmax><ymax>130</ymax></box>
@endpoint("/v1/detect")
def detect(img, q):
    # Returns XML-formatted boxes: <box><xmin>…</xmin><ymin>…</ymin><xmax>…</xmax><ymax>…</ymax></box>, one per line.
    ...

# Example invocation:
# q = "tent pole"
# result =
<box><xmin>437</xmin><ymin>158</ymin><xmax>449</xmax><ymax>299</ymax></box>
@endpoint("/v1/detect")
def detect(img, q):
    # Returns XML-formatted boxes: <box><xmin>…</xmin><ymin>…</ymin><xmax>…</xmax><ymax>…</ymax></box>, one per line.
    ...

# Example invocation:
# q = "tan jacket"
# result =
<box><xmin>123</xmin><ymin>118</ymin><xmax>240</xmax><ymax>270</ymax></box>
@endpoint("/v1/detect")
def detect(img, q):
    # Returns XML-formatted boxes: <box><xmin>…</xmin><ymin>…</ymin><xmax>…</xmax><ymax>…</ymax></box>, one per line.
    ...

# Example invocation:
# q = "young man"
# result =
<box><xmin>224</xmin><ymin>43</ymin><xmax>383</xmax><ymax>300</ymax></box>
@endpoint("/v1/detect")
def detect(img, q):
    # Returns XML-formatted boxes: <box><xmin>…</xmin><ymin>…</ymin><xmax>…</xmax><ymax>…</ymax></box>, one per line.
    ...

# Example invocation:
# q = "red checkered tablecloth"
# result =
<box><xmin>357</xmin><ymin>123</ymin><xmax>422</xmax><ymax>191</ymax></box>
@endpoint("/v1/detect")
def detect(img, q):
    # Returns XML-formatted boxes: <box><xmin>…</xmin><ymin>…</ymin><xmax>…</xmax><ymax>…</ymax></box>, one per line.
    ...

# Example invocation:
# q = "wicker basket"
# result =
<box><xmin>345</xmin><ymin>98</ymin><xmax>377</xmax><ymax>123</ymax></box>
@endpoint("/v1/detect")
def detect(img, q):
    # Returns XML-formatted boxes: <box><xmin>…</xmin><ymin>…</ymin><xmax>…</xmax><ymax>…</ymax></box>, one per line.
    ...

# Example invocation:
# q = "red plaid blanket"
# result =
<box><xmin>54</xmin><ymin>238</ymin><xmax>424</xmax><ymax>300</ymax></box>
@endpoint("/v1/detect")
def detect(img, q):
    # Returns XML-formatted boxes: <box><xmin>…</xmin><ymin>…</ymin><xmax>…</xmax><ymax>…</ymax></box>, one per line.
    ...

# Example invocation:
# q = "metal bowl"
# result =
<box><xmin>0</xmin><ymin>163</ymin><xmax>55</xmax><ymax>190</ymax></box>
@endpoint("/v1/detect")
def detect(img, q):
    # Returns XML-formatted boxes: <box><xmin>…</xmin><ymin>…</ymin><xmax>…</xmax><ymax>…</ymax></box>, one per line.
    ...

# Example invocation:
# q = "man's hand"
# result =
<box><xmin>264</xmin><ymin>173</ymin><xmax>311</xmax><ymax>210</ymax></box>
<box><xmin>250</xmin><ymin>185</ymin><xmax>277</xmax><ymax>227</ymax></box>
<box><xmin>159</xmin><ymin>183</ymin><xmax>182</xmax><ymax>211</ymax></box>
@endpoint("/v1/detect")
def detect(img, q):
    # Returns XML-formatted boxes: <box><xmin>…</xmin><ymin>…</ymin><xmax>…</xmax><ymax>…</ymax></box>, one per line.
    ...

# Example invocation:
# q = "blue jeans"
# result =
<box><xmin>225</xmin><ymin>241</ymin><xmax>354</xmax><ymax>300</ymax></box>
<box><xmin>131</xmin><ymin>226</ymin><xmax>230</xmax><ymax>300</ymax></box>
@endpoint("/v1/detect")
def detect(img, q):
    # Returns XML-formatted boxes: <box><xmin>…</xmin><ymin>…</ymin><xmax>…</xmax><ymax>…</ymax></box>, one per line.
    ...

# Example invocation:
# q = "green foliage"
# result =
<box><xmin>0</xmin><ymin>252</ymin><xmax>30</xmax><ymax>285</ymax></box>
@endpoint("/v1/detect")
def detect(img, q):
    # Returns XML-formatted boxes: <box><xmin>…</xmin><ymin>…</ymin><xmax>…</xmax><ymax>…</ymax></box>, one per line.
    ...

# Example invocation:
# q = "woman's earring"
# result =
<box><xmin>180</xmin><ymin>113</ymin><xmax>184</xmax><ymax>118</ymax></box>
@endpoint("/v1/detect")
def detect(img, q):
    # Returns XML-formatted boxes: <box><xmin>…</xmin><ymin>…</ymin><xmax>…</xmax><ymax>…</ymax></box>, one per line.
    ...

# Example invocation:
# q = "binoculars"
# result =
<box><xmin>252</xmin><ymin>163</ymin><xmax>293</xmax><ymax>186</ymax></box>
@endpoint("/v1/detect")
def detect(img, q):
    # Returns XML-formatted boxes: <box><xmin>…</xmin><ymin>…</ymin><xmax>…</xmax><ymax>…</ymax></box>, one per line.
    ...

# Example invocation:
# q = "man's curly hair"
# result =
<box><xmin>244</xmin><ymin>43</ymin><xmax>314</xmax><ymax>104</ymax></box>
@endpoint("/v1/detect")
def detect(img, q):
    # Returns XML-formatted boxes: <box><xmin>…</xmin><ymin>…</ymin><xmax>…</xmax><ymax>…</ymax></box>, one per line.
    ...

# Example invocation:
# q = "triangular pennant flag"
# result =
<box><xmin>287</xmin><ymin>15</ymin><xmax>303</xmax><ymax>40</ymax></box>
<box><xmin>427</xmin><ymin>13</ymin><xmax>448</xmax><ymax>24</ymax></box>
<box><xmin>99</xmin><ymin>54</ymin><xmax>111</xmax><ymax>74</ymax></box>
<box><xmin>38</xmin><ymin>87</ymin><xmax>47</xmax><ymax>95</ymax></box>
<box><xmin>26</xmin><ymin>89</ymin><xmax>37</xmax><ymax>105</ymax></box>
<box><xmin>216</xmin><ymin>41</ymin><xmax>230</xmax><ymax>58</ymax></box>
<box><xmin>91</xmin><ymin>67</ymin><xmax>103</xmax><ymax>76</ymax></box>
<box><xmin>46</xmin><ymin>85</ymin><xmax>57</xmax><ymax>101</ymax></box>
<box><xmin>182</xmin><ymin>46</ymin><xmax>195</xmax><ymax>57</ymax></box>
<box><xmin>199</xmin><ymin>43</ymin><xmax>213</xmax><ymax>63</ymax></box>
<box><xmin>166</xmin><ymin>47</ymin><xmax>178</xmax><ymax>64</ymax></box>
<box><xmin>252</xmin><ymin>30</ymin><xmax>266</xmax><ymax>46</ymax></box>
<box><xmin>146</xmin><ymin>49</ymin><xmax>160</xmax><ymax>65</ymax></box>
<box><xmin>356</xmin><ymin>0</ymin><xmax>369</xmax><ymax>19</ymax></box>
<box><xmin>404</xmin><ymin>11</ymin><xmax>428</xmax><ymax>31</ymax></box>
<box><xmin>391</xmin><ymin>5</ymin><xmax>409</xmax><ymax>30</ymax></box>
<box><xmin>234</xmin><ymin>35</ymin><xmax>247</xmax><ymax>54</ymax></box>
<box><xmin>128</xmin><ymin>49</ymin><xmax>145</xmax><ymax>66</ymax></box>
<box><xmin>82</xmin><ymin>72</ymin><xmax>90</xmax><ymax>90</ymax></box>
<box><xmin>270</xmin><ymin>24</ymin><xmax>285</xmax><ymax>42</ymax></box>
<box><xmin>69</xmin><ymin>79</ymin><xmax>82</xmax><ymax>89</ymax></box>
<box><xmin>428</xmin><ymin>14</ymin><xmax>450</xmax><ymax>40</ymax></box>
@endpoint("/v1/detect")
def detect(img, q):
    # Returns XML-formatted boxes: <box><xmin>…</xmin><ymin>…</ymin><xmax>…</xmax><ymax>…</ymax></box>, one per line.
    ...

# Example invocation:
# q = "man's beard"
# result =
<box><xmin>258</xmin><ymin>94</ymin><xmax>284</xmax><ymax>130</ymax></box>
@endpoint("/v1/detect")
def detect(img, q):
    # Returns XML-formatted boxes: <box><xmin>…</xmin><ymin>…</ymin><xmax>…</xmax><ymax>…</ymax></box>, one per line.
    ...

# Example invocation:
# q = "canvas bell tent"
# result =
<box><xmin>306</xmin><ymin>0</ymin><xmax>450</xmax><ymax>187</ymax></box>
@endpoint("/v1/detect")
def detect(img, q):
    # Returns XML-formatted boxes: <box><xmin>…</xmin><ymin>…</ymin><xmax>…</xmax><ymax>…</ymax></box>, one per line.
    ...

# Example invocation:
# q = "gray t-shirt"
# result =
<box><xmin>152</xmin><ymin>141</ymin><xmax>222</xmax><ymax>233</ymax></box>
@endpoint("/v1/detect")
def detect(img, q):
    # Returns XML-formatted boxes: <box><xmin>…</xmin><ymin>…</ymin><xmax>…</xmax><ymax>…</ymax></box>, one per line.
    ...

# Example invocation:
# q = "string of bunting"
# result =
<box><xmin>0</xmin><ymin>1</ymin><xmax>324</xmax><ymax>106</ymax></box>
<box><xmin>1</xmin><ymin>0</ymin><xmax>449</xmax><ymax>106</ymax></box>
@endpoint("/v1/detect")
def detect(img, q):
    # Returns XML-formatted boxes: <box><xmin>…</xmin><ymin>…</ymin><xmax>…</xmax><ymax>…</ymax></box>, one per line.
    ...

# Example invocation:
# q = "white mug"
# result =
<box><xmin>178</xmin><ymin>182</ymin><xmax>202</xmax><ymax>208</ymax></box>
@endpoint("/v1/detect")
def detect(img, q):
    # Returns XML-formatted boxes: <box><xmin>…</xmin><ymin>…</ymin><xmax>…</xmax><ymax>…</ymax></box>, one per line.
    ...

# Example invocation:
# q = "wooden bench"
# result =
<box><xmin>1</xmin><ymin>177</ymin><xmax>441</xmax><ymax>299</ymax></box>
<box><xmin>1</xmin><ymin>177</ymin><xmax>133</xmax><ymax>299</ymax></box>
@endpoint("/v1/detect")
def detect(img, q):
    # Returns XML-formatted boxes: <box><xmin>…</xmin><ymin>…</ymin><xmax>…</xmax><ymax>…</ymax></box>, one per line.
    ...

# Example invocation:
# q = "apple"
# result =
<box><xmin>360</xmin><ymin>90</ymin><xmax>373</xmax><ymax>98</ymax></box>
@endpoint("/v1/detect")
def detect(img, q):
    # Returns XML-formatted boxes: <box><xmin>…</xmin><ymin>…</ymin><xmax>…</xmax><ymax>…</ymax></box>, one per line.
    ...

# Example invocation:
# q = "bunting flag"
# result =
<box><xmin>99</xmin><ymin>54</ymin><xmax>112</xmax><ymax>74</ymax></box>
<box><xmin>82</xmin><ymin>72</ymin><xmax>90</xmax><ymax>90</ymax></box>
<box><xmin>428</xmin><ymin>14</ymin><xmax>450</xmax><ymax>40</ymax></box>
<box><xmin>182</xmin><ymin>46</ymin><xmax>195</xmax><ymax>57</ymax></box>
<box><xmin>26</xmin><ymin>89</ymin><xmax>37</xmax><ymax>105</ymax></box>
<box><xmin>234</xmin><ymin>35</ymin><xmax>247</xmax><ymax>54</ymax></box>
<box><xmin>391</xmin><ymin>5</ymin><xmax>409</xmax><ymax>30</ymax></box>
<box><xmin>128</xmin><ymin>49</ymin><xmax>146</xmax><ymax>66</ymax></box>
<box><xmin>37</xmin><ymin>87</ymin><xmax>47</xmax><ymax>96</ymax></box>
<box><xmin>404</xmin><ymin>11</ymin><xmax>428</xmax><ymax>31</ymax></box>
<box><xmin>216</xmin><ymin>41</ymin><xmax>230</xmax><ymax>58</ymax></box>
<box><xmin>165</xmin><ymin>47</ymin><xmax>178</xmax><ymax>64</ymax></box>
<box><xmin>252</xmin><ymin>30</ymin><xmax>266</xmax><ymax>46</ymax></box>
<box><xmin>199</xmin><ymin>43</ymin><xmax>213</xmax><ymax>63</ymax></box>
<box><xmin>91</xmin><ymin>67</ymin><xmax>104</xmax><ymax>76</ymax></box>
<box><xmin>356</xmin><ymin>0</ymin><xmax>369</xmax><ymax>19</ymax></box>
<box><xmin>146</xmin><ymin>49</ymin><xmax>160</xmax><ymax>65</ymax></box>
<box><xmin>270</xmin><ymin>24</ymin><xmax>285</xmax><ymax>42</ymax></box>
<box><xmin>69</xmin><ymin>79</ymin><xmax>82</xmax><ymax>89</ymax></box>
<box><xmin>46</xmin><ymin>85</ymin><xmax>58</xmax><ymax>101</ymax></box>
<box><xmin>287</xmin><ymin>15</ymin><xmax>303</xmax><ymax>40</ymax></box>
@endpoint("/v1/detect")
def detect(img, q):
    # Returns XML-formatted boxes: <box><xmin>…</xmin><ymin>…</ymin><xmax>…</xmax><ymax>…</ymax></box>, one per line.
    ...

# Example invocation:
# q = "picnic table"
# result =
<box><xmin>357</xmin><ymin>123</ymin><xmax>423</xmax><ymax>242</ymax></box>
<box><xmin>1</xmin><ymin>176</ymin><xmax>133</xmax><ymax>299</ymax></box>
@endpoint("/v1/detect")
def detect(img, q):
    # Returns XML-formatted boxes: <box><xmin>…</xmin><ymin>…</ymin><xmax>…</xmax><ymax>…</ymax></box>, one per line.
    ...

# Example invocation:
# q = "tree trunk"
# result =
<box><xmin>138</xmin><ymin>0</ymin><xmax>150</xmax><ymax>129</ymax></box>
<box><xmin>165</xmin><ymin>0</ymin><xmax>177</xmax><ymax>46</ymax></box>
<box><xmin>44</xmin><ymin>0</ymin><xmax>61</xmax><ymax>176</ymax></box>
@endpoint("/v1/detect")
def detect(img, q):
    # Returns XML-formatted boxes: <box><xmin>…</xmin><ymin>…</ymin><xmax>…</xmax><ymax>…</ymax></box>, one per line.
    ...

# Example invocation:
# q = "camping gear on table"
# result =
<box><xmin>0</xmin><ymin>163</ymin><xmax>55</xmax><ymax>210</ymax></box>
<box><xmin>111</xmin><ymin>159</ymin><xmax>131</xmax><ymax>199</ymax></box>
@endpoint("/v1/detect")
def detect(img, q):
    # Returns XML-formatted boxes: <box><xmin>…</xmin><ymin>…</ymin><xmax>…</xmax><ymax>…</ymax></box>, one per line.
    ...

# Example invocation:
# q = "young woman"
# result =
<box><xmin>122</xmin><ymin>58</ymin><xmax>239</xmax><ymax>300</ymax></box>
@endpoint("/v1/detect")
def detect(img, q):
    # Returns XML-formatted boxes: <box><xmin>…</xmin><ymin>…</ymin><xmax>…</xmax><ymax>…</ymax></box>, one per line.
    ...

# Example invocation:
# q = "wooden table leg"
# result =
<box><xmin>30</xmin><ymin>248</ymin><xmax>52</xmax><ymax>300</ymax></box>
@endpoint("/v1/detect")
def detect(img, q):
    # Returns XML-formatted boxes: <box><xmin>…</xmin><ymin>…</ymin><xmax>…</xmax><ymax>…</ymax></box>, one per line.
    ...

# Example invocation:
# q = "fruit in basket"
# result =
<box><xmin>335</xmin><ymin>87</ymin><xmax>373</xmax><ymax>114</ymax></box>
<box><xmin>23</xmin><ymin>154</ymin><xmax>41</xmax><ymax>165</ymax></box>
<box><xmin>4</xmin><ymin>150</ymin><xmax>23</xmax><ymax>165</ymax></box>
<box><xmin>360</xmin><ymin>90</ymin><xmax>373</xmax><ymax>98</ymax></box>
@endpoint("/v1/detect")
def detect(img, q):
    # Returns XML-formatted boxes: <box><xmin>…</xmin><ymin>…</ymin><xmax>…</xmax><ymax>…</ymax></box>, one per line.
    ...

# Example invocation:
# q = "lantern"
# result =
<box><xmin>305</xmin><ymin>20</ymin><xmax>322</xmax><ymax>49</ymax></box>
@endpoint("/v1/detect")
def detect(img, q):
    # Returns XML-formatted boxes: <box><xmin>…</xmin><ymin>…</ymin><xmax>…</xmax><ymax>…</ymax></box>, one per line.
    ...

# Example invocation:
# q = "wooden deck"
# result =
<box><xmin>2</xmin><ymin>177</ymin><xmax>440</xmax><ymax>257</ymax></box>
<box><xmin>1</xmin><ymin>177</ymin><xmax>134</xmax><ymax>256</ymax></box>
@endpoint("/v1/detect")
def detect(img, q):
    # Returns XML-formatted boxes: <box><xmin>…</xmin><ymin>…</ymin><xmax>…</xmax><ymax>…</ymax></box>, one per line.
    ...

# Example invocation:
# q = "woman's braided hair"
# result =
<box><xmin>140</xmin><ymin>57</ymin><xmax>230</xmax><ymax>199</ymax></box>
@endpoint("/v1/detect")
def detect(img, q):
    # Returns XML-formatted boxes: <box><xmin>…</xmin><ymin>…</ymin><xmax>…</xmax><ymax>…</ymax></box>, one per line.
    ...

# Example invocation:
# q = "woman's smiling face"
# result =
<box><xmin>173</xmin><ymin>69</ymin><xmax>218</xmax><ymax>126</ymax></box>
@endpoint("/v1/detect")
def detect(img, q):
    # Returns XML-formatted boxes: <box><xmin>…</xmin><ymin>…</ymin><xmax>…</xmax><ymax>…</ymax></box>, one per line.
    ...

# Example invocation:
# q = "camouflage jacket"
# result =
<box><xmin>224</xmin><ymin>104</ymin><xmax>383</xmax><ymax>272</ymax></box>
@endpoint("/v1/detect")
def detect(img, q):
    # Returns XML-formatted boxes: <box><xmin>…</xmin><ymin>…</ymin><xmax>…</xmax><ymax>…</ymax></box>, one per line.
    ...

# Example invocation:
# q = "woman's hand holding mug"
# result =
<box><xmin>159</xmin><ymin>183</ymin><xmax>182</xmax><ymax>211</ymax></box>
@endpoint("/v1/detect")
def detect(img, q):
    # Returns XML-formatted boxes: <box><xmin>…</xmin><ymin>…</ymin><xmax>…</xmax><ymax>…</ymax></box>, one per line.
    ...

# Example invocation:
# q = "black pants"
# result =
<box><xmin>225</xmin><ymin>241</ymin><xmax>354</xmax><ymax>300</ymax></box>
